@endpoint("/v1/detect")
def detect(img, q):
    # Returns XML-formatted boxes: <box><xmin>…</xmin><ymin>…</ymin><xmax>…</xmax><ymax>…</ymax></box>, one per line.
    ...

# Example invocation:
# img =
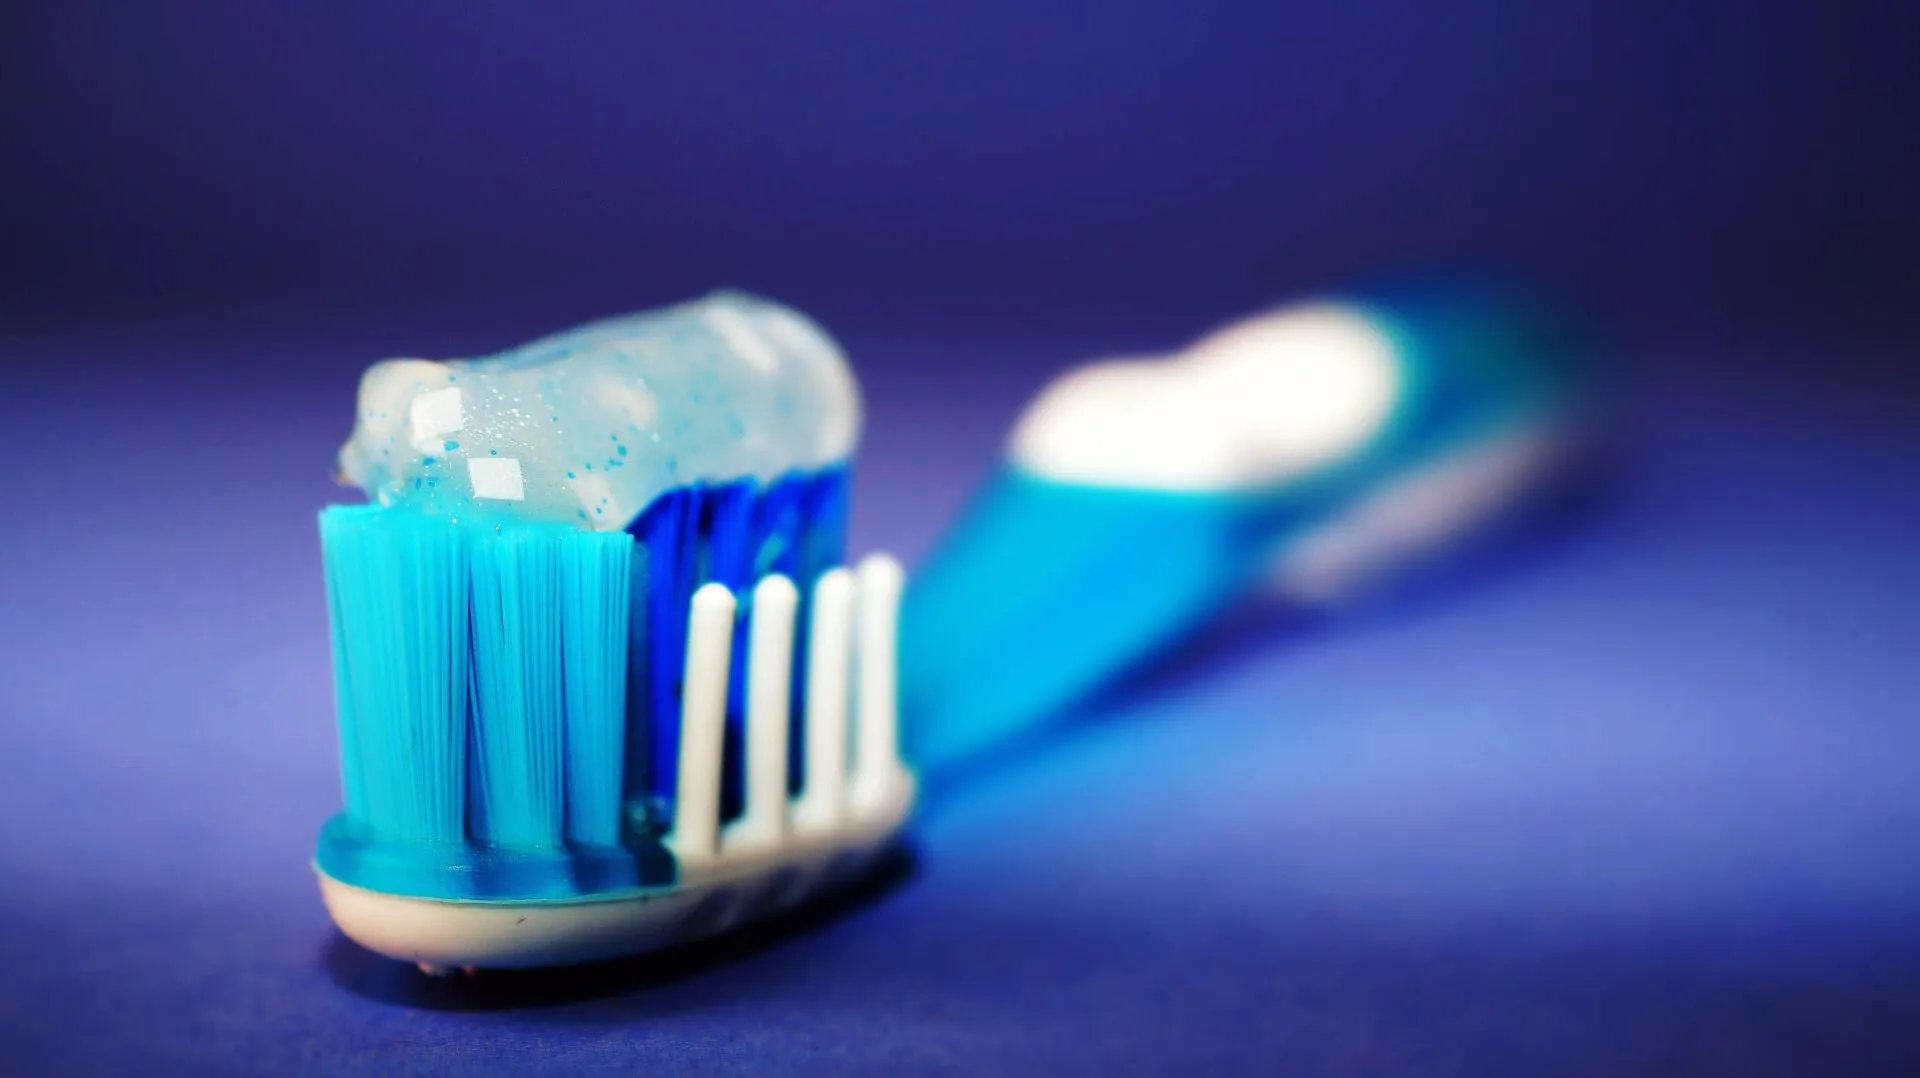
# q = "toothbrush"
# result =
<box><xmin>901</xmin><ymin>284</ymin><xmax>1587</xmax><ymax>771</ymax></box>
<box><xmin>314</xmin><ymin>286</ymin><xmax>1580</xmax><ymax>973</ymax></box>
<box><xmin>315</xmin><ymin>293</ymin><xmax>913</xmax><ymax>973</ymax></box>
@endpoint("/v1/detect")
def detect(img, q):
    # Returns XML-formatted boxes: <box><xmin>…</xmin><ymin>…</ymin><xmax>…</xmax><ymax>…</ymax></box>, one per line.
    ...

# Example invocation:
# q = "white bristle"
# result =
<box><xmin>731</xmin><ymin>574</ymin><xmax>799</xmax><ymax>848</ymax></box>
<box><xmin>671</xmin><ymin>582</ymin><xmax>736</xmax><ymax>860</ymax></box>
<box><xmin>795</xmin><ymin>568</ymin><xmax>855</xmax><ymax>832</ymax></box>
<box><xmin>852</xmin><ymin>554</ymin><xmax>906</xmax><ymax>806</ymax></box>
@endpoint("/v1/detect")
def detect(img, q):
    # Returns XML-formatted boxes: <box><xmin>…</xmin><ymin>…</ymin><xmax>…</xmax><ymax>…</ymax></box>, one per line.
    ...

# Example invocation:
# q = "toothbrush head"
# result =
<box><xmin>314</xmin><ymin>295</ymin><xmax>914</xmax><ymax>972</ymax></box>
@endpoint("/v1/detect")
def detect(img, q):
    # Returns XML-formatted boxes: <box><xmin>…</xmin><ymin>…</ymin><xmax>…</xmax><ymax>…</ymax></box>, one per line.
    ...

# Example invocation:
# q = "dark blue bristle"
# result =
<box><xmin>632</xmin><ymin>485</ymin><xmax>699</xmax><ymax>817</ymax></box>
<box><xmin>703</xmin><ymin>481</ymin><xmax>758</xmax><ymax>823</ymax></box>
<box><xmin>624</xmin><ymin>468</ymin><xmax>850</xmax><ymax>822</ymax></box>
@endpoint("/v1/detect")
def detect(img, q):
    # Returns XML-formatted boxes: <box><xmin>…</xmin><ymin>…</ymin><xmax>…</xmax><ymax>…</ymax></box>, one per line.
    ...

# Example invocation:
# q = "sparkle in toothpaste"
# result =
<box><xmin>336</xmin><ymin>292</ymin><xmax>861</xmax><ymax>530</ymax></box>
<box><xmin>407</xmin><ymin>387</ymin><xmax>464</xmax><ymax>453</ymax></box>
<box><xmin>468</xmin><ymin>457</ymin><xmax>526</xmax><ymax>502</ymax></box>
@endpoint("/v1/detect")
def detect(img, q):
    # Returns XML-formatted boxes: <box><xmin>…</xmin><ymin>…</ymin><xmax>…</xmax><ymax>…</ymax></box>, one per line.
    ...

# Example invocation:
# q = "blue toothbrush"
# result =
<box><xmin>901</xmin><ymin>285</ymin><xmax>1587</xmax><ymax>771</ymax></box>
<box><xmin>312</xmin><ymin>286</ymin><xmax>1582</xmax><ymax>972</ymax></box>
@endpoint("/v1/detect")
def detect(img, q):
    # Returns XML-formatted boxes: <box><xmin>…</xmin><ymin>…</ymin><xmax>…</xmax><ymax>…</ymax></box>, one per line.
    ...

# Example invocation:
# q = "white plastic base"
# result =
<box><xmin>318</xmin><ymin>771</ymin><xmax>915</xmax><ymax>971</ymax></box>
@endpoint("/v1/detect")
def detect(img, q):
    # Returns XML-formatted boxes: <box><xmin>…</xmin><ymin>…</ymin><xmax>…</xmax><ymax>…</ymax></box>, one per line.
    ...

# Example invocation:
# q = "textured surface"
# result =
<box><xmin>2</xmin><ymin>310</ymin><xmax>1918</xmax><ymax>1076</ymax></box>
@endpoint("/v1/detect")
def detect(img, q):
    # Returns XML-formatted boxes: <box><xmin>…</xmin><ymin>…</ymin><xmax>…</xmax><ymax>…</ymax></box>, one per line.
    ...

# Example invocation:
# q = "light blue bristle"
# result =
<box><xmin>319</xmin><ymin>506</ymin><xmax>470</xmax><ymax>845</ymax></box>
<box><xmin>561</xmin><ymin>530</ymin><xmax>634</xmax><ymax>846</ymax></box>
<box><xmin>469</xmin><ymin>528</ymin><xmax>568</xmax><ymax>848</ymax></box>
<box><xmin>321</xmin><ymin>506</ymin><xmax>641</xmax><ymax>868</ymax></box>
<box><xmin>320</xmin><ymin>529</ymin><xmax>367</xmax><ymax>817</ymax></box>
<box><xmin>315</xmin><ymin>471</ymin><xmax>835</xmax><ymax>899</ymax></box>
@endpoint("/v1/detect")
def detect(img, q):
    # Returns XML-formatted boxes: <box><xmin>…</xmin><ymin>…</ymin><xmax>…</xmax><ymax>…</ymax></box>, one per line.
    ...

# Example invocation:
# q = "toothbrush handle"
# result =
<box><xmin>899</xmin><ymin>287</ymin><xmax>1589</xmax><ymax>774</ymax></box>
<box><xmin>900</xmin><ymin>473</ymin><xmax>1260</xmax><ymax>772</ymax></box>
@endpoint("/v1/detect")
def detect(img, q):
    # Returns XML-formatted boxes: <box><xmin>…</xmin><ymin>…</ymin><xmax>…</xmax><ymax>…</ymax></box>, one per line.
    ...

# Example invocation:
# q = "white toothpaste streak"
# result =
<box><xmin>1010</xmin><ymin>303</ymin><xmax>1403</xmax><ymax>491</ymax></box>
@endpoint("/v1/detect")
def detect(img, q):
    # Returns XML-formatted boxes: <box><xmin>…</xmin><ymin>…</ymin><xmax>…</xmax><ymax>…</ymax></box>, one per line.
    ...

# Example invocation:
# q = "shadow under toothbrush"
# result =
<box><xmin>319</xmin><ymin>841</ymin><xmax>920</xmax><ymax>1011</ymax></box>
<box><xmin>917</xmin><ymin>450</ymin><xmax>1619</xmax><ymax>809</ymax></box>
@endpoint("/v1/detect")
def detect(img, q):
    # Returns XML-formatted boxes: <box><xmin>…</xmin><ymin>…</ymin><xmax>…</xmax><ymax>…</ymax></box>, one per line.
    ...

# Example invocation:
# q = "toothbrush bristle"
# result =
<box><xmin>794</xmin><ymin>568</ymin><xmax>855</xmax><ymax>831</ymax></box>
<box><xmin>671</xmin><ymin>582</ymin><xmax>737</xmax><ymax>860</ymax></box>
<box><xmin>627</xmin><ymin>470</ymin><xmax>851</xmax><ymax>818</ymax></box>
<box><xmin>468</xmin><ymin>529</ymin><xmax>568</xmax><ymax>848</ymax></box>
<box><xmin>316</xmin><ymin>550</ymin><xmax>916</xmax><ymax>969</ymax></box>
<box><xmin>319</xmin><ymin>507</ymin><xmax>471</xmax><ymax>845</ymax></box>
<box><xmin>741</xmin><ymin>575</ymin><xmax>800</xmax><ymax>840</ymax></box>
<box><xmin>315</xmin><ymin>467</ymin><xmax>856</xmax><ymax>901</ymax></box>
<box><xmin>322</xmin><ymin>509</ymin><xmax>639</xmax><ymax>853</ymax></box>
<box><xmin>560</xmin><ymin>530</ymin><xmax>633</xmax><ymax>847</ymax></box>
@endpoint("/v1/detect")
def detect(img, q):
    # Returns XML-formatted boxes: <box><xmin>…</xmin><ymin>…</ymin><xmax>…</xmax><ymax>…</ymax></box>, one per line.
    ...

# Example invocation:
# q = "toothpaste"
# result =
<box><xmin>337</xmin><ymin>292</ymin><xmax>861</xmax><ymax>529</ymax></box>
<box><xmin>1009</xmin><ymin>303</ymin><xmax>1402</xmax><ymax>491</ymax></box>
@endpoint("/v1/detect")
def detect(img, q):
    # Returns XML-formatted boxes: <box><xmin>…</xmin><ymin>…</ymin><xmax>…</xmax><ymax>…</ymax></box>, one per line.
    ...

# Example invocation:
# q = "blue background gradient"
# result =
<box><xmin>2</xmin><ymin>3</ymin><xmax>1917</xmax><ymax>1075</ymax></box>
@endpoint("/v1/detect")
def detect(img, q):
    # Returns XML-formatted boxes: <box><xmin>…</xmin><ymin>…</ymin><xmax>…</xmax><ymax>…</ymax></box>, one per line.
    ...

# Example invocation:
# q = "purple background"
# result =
<box><xmin>4</xmin><ymin>2</ymin><xmax>1915</xmax><ymax>328</ymax></box>
<box><xmin>4</xmin><ymin>3</ymin><xmax>1919</xmax><ymax>1075</ymax></box>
